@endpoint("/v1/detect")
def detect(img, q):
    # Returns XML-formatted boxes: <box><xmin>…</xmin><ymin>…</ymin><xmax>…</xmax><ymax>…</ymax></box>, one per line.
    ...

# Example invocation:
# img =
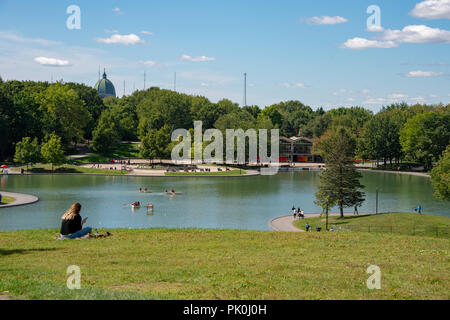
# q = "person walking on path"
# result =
<box><xmin>354</xmin><ymin>205</ymin><xmax>359</xmax><ymax>215</ymax></box>
<box><xmin>292</xmin><ymin>206</ymin><xmax>297</xmax><ymax>219</ymax></box>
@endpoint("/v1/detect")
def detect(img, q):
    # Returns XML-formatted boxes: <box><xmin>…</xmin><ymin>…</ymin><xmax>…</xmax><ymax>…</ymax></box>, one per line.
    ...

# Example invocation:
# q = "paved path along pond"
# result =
<box><xmin>0</xmin><ymin>191</ymin><xmax>39</xmax><ymax>209</ymax></box>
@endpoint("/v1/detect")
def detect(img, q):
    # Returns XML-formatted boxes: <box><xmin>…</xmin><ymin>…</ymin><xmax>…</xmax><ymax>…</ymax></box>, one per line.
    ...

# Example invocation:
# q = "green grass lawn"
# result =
<box><xmin>73</xmin><ymin>143</ymin><xmax>140</xmax><ymax>164</ymax></box>
<box><xmin>294</xmin><ymin>213</ymin><xmax>450</xmax><ymax>238</ymax></box>
<box><xmin>0</xmin><ymin>226</ymin><xmax>448</xmax><ymax>300</ymax></box>
<box><xmin>0</xmin><ymin>196</ymin><xmax>15</xmax><ymax>205</ymax></box>
<box><xmin>16</xmin><ymin>164</ymin><xmax>128</xmax><ymax>175</ymax></box>
<box><xmin>165</xmin><ymin>170</ymin><xmax>246</xmax><ymax>176</ymax></box>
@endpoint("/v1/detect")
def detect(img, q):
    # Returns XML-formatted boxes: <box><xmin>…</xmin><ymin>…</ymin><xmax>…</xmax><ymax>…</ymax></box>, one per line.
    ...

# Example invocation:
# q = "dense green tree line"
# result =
<box><xmin>1</xmin><ymin>80</ymin><xmax>448</xmax><ymax>178</ymax></box>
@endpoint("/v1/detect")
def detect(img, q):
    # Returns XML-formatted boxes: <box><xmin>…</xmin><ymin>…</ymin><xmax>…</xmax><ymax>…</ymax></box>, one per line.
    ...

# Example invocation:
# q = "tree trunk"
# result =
<box><xmin>340</xmin><ymin>202</ymin><xmax>344</xmax><ymax>218</ymax></box>
<box><xmin>326</xmin><ymin>207</ymin><xmax>329</xmax><ymax>231</ymax></box>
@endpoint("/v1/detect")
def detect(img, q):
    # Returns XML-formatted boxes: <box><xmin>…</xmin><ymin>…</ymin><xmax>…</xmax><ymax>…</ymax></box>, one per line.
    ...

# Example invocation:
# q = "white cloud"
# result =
<box><xmin>140</xmin><ymin>30</ymin><xmax>153</xmax><ymax>35</ymax></box>
<box><xmin>361</xmin><ymin>89</ymin><xmax>370</xmax><ymax>94</ymax></box>
<box><xmin>405</xmin><ymin>70</ymin><xmax>444</xmax><ymax>77</ymax></box>
<box><xmin>113</xmin><ymin>7</ymin><xmax>124</xmax><ymax>15</ymax></box>
<box><xmin>95</xmin><ymin>34</ymin><xmax>144</xmax><ymax>45</ymax></box>
<box><xmin>306</xmin><ymin>16</ymin><xmax>348</xmax><ymax>25</ymax></box>
<box><xmin>0</xmin><ymin>31</ymin><xmax>60</xmax><ymax>46</ymax></box>
<box><xmin>180</xmin><ymin>54</ymin><xmax>216</xmax><ymax>62</ymax></box>
<box><xmin>200</xmin><ymin>83</ymin><xmax>209</xmax><ymax>87</ymax></box>
<box><xmin>367</xmin><ymin>25</ymin><xmax>385</xmax><ymax>32</ymax></box>
<box><xmin>389</xmin><ymin>93</ymin><xmax>408</xmax><ymax>99</ymax></box>
<box><xmin>409</xmin><ymin>96</ymin><xmax>426</xmax><ymax>102</ymax></box>
<box><xmin>34</xmin><ymin>56</ymin><xmax>71</xmax><ymax>67</ymax></box>
<box><xmin>105</xmin><ymin>29</ymin><xmax>119</xmax><ymax>33</ymax></box>
<box><xmin>380</xmin><ymin>25</ymin><xmax>450</xmax><ymax>43</ymax></box>
<box><xmin>139</xmin><ymin>60</ymin><xmax>158</xmax><ymax>67</ymax></box>
<box><xmin>341</xmin><ymin>37</ymin><xmax>398</xmax><ymax>49</ymax></box>
<box><xmin>281</xmin><ymin>82</ymin><xmax>307</xmax><ymax>88</ymax></box>
<box><xmin>363</xmin><ymin>97</ymin><xmax>387</xmax><ymax>105</ymax></box>
<box><xmin>411</xmin><ymin>0</ymin><xmax>450</xmax><ymax>19</ymax></box>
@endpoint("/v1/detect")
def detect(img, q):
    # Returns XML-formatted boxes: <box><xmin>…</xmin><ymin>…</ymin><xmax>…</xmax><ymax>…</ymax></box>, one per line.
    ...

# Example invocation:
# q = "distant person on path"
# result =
<box><xmin>292</xmin><ymin>206</ymin><xmax>296</xmax><ymax>219</ymax></box>
<box><xmin>417</xmin><ymin>205</ymin><xmax>422</xmax><ymax>214</ymax></box>
<box><xmin>299</xmin><ymin>208</ymin><xmax>304</xmax><ymax>219</ymax></box>
<box><xmin>354</xmin><ymin>205</ymin><xmax>359</xmax><ymax>215</ymax></box>
<box><xmin>60</xmin><ymin>203</ymin><xmax>92</xmax><ymax>239</ymax></box>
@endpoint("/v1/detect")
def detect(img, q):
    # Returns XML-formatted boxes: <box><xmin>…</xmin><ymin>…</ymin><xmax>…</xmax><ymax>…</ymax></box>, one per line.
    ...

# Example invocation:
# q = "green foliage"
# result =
<box><xmin>64</xmin><ymin>82</ymin><xmax>105</xmax><ymax>139</ymax></box>
<box><xmin>91</xmin><ymin>109</ymin><xmax>122</xmax><ymax>153</ymax></box>
<box><xmin>360</xmin><ymin>111</ymin><xmax>404</xmax><ymax>163</ymax></box>
<box><xmin>38</xmin><ymin>83</ymin><xmax>91</xmax><ymax>146</ymax></box>
<box><xmin>315</xmin><ymin>127</ymin><xmax>365</xmax><ymax>217</ymax></box>
<box><xmin>40</xmin><ymin>133</ymin><xmax>65</xmax><ymax>171</ymax></box>
<box><xmin>136</xmin><ymin>89</ymin><xmax>192</xmax><ymax>137</ymax></box>
<box><xmin>400</xmin><ymin>109</ymin><xmax>450</xmax><ymax>171</ymax></box>
<box><xmin>13</xmin><ymin>137</ymin><xmax>41</xmax><ymax>165</ymax></box>
<box><xmin>430</xmin><ymin>146</ymin><xmax>450</xmax><ymax>201</ymax></box>
<box><xmin>140</xmin><ymin>125</ymin><xmax>172</xmax><ymax>162</ymax></box>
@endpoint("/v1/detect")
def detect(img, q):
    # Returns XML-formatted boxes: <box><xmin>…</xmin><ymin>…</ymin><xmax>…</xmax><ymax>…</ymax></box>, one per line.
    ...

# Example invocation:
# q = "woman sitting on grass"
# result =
<box><xmin>60</xmin><ymin>203</ymin><xmax>92</xmax><ymax>239</ymax></box>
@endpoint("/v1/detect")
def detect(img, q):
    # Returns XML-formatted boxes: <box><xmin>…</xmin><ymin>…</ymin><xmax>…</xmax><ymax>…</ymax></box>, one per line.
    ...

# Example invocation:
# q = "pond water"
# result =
<box><xmin>0</xmin><ymin>172</ymin><xmax>448</xmax><ymax>231</ymax></box>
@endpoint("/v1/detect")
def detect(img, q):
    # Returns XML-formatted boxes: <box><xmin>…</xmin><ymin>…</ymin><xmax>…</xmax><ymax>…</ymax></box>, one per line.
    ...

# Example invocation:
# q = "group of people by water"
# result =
<box><xmin>292</xmin><ymin>206</ymin><xmax>305</xmax><ymax>219</ymax></box>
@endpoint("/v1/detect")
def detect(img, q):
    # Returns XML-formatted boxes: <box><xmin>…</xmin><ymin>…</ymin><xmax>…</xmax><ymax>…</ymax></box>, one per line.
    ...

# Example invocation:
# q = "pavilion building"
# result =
<box><xmin>279</xmin><ymin>136</ymin><xmax>322</xmax><ymax>163</ymax></box>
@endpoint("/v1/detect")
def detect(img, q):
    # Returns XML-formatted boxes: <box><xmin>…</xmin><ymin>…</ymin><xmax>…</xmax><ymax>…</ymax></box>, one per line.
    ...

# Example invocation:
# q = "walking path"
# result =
<box><xmin>0</xmin><ymin>191</ymin><xmax>39</xmax><ymax>208</ymax></box>
<box><xmin>269</xmin><ymin>212</ymin><xmax>377</xmax><ymax>232</ymax></box>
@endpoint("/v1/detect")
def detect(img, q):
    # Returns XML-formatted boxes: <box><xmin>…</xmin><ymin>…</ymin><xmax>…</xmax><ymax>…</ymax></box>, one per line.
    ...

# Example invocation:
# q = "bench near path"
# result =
<box><xmin>0</xmin><ymin>191</ymin><xmax>39</xmax><ymax>208</ymax></box>
<box><xmin>269</xmin><ymin>212</ymin><xmax>377</xmax><ymax>232</ymax></box>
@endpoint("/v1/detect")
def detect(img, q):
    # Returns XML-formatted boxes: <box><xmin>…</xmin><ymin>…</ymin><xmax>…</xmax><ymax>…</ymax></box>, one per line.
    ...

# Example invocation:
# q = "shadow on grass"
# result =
<box><xmin>0</xmin><ymin>248</ymin><xmax>59</xmax><ymax>256</ymax></box>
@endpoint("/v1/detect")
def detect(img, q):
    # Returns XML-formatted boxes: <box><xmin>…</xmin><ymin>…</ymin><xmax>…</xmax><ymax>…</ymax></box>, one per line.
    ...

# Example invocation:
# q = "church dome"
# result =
<box><xmin>94</xmin><ymin>69</ymin><xmax>116</xmax><ymax>98</ymax></box>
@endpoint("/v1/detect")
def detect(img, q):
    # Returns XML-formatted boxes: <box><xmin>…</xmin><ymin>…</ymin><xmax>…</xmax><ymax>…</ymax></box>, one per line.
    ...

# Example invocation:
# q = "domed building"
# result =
<box><xmin>94</xmin><ymin>69</ymin><xmax>116</xmax><ymax>98</ymax></box>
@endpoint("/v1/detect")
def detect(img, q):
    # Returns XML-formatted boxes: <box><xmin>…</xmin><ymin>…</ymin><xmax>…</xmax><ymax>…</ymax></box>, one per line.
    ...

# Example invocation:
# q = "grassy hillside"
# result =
<box><xmin>0</xmin><ymin>227</ymin><xmax>448</xmax><ymax>300</ymax></box>
<box><xmin>294</xmin><ymin>213</ymin><xmax>450</xmax><ymax>238</ymax></box>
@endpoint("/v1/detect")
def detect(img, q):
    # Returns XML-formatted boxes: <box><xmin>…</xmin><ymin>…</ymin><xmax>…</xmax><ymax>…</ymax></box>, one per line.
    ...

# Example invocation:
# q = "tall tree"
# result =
<box><xmin>360</xmin><ymin>111</ymin><xmax>403</xmax><ymax>166</ymax></box>
<box><xmin>430</xmin><ymin>146</ymin><xmax>450</xmax><ymax>201</ymax></box>
<box><xmin>41</xmin><ymin>133</ymin><xmax>65</xmax><ymax>172</ymax></box>
<box><xmin>38</xmin><ymin>83</ymin><xmax>91</xmax><ymax>147</ymax></box>
<box><xmin>314</xmin><ymin>127</ymin><xmax>365</xmax><ymax>218</ymax></box>
<box><xmin>400</xmin><ymin>110</ymin><xmax>450</xmax><ymax>171</ymax></box>
<box><xmin>139</xmin><ymin>125</ymin><xmax>171</xmax><ymax>164</ymax></box>
<box><xmin>14</xmin><ymin>137</ymin><xmax>41</xmax><ymax>170</ymax></box>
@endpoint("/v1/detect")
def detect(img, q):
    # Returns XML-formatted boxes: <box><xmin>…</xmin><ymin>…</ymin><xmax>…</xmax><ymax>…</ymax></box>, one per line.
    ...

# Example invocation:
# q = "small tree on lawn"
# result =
<box><xmin>314</xmin><ymin>190</ymin><xmax>337</xmax><ymax>231</ymax></box>
<box><xmin>41</xmin><ymin>133</ymin><xmax>65</xmax><ymax>172</ymax></box>
<box><xmin>314</xmin><ymin>126</ymin><xmax>365</xmax><ymax>218</ymax></box>
<box><xmin>14</xmin><ymin>137</ymin><xmax>41</xmax><ymax>171</ymax></box>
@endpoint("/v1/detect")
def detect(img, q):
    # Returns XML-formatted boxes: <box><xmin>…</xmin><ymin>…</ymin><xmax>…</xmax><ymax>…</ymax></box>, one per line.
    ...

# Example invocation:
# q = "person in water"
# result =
<box><xmin>60</xmin><ymin>203</ymin><xmax>92</xmax><ymax>239</ymax></box>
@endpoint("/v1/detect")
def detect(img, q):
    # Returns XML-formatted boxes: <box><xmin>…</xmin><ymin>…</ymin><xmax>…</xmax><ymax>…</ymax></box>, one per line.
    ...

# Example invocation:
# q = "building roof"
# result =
<box><xmin>94</xmin><ymin>69</ymin><xmax>116</xmax><ymax>98</ymax></box>
<box><xmin>280</xmin><ymin>136</ymin><xmax>315</xmax><ymax>144</ymax></box>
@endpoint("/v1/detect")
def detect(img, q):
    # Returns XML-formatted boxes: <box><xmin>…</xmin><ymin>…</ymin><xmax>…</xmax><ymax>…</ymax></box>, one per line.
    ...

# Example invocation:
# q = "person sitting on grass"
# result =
<box><xmin>60</xmin><ymin>203</ymin><xmax>92</xmax><ymax>239</ymax></box>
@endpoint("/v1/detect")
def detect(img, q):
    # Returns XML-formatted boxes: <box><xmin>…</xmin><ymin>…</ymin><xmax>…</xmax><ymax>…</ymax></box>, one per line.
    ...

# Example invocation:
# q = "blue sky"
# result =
<box><xmin>0</xmin><ymin>0</ymin><xmax>449</xmax><ymax>111</ymax></box>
